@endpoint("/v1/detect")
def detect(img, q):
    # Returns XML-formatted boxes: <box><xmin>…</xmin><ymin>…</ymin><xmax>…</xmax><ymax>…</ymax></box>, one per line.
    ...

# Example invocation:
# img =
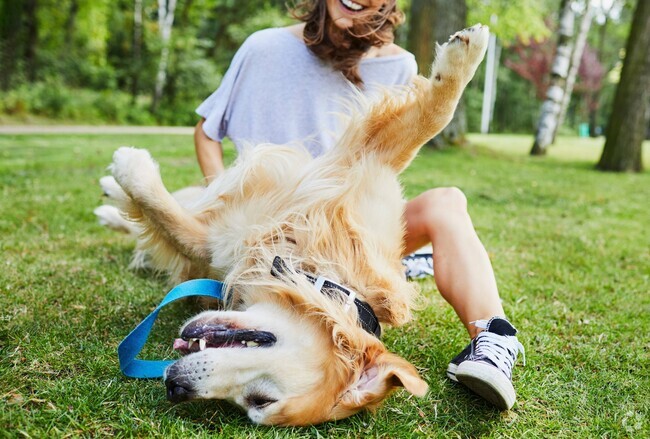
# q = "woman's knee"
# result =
<box><xmin>404</xmin><ymin>187</ymin><xmax>471</xmax><ymax>248</ymax></box>
<box><xmin>422</xmin><ymin>187</ymin><xmax>468</xmax><ymax>214</ymax></box>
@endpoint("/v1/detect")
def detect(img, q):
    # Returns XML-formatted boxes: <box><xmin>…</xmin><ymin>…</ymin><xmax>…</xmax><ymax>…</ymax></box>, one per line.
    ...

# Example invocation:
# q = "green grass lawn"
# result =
<box><xmin>1</xmin><ymin>133</ymin><xmax>648</xmax><ymax>437</ymax></box>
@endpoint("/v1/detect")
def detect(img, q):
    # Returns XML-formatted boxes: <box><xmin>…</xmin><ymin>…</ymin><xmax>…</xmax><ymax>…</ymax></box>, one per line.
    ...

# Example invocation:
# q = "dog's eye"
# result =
<box><xmin>246</xmin><ymin>394</ymin><xmax>277</xmax><ymax>409</ymax></box>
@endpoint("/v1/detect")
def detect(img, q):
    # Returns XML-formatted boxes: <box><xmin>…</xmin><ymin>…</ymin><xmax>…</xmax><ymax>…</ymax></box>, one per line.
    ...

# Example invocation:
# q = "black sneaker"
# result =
<box><xmin>402</xmin><ymin>248</ymin><xmax>434</xmax><ymax>279</ymax></box>
<box><xmin>447</xmin><ymin>317</ymin><xmax>524</xmax><ymax>410</ymax></box>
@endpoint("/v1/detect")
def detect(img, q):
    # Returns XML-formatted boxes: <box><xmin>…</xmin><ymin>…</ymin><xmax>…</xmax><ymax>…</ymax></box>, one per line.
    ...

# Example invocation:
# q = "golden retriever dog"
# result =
<box><xmin>98</xmin><ymin>25</ymin><xmax>488</xmax><ymax>425</ymax></box>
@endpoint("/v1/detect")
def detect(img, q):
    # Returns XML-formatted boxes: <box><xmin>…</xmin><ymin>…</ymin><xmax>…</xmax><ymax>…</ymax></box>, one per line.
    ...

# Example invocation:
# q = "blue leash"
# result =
<box><xmin>117</xmin><ymin>279</ymin><xmax>224</xmax><ymax>379</ymax></box>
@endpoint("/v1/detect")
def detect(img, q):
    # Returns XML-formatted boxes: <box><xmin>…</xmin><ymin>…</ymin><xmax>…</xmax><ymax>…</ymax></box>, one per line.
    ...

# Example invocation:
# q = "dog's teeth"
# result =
<box><xmin>246</xmin><ymin>341</ymin><xmax>259</xmax><ymax>347</ymax></box>
<box><xmin>199</xmin><ymin>339</ymin><xmax>207</xmax><ymax>351</ymax></box>
<box><xmin>241</xmin><ymin>340</ymin><xmax>246</xmax><ymax>345</ymax></box>
<box><xmin>187</xmin><ymin>339</ymin><xmax>196</xmax><ymax>349</ymax></box>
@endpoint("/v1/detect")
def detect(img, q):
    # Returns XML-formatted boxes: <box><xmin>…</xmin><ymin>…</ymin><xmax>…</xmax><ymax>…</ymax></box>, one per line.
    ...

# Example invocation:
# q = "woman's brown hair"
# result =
<box><xmin>291</xmin><ymin>1</ymin><xmax>404</xmax><ymax>87</ymax></box>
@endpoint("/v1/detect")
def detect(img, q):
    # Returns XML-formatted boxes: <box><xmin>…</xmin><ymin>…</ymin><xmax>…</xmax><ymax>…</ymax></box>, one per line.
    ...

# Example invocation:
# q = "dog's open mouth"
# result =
<box><xmin>173</xmin><ymin>324</ymin><xmax>276</xmax><ymax>355</ymax></box>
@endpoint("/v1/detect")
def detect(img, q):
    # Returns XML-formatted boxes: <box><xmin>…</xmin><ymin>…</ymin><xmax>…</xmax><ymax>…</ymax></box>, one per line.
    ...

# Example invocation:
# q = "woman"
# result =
<box><xmin>194</xmin><ymin>0</ymin><xmax>524</xmax><ymax>410</ymax></box>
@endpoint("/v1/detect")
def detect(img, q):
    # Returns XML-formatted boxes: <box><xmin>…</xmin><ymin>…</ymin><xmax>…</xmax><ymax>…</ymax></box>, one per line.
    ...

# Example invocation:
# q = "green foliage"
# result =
<box><xmin>490</xmin><ymin>67</ymin><xmax>542</xmax><ymax>133</ymax></box>
<box><xmin>468</xmin><ymin>0</ymin><xmax>552</xmax><ymax>44</ymax></box>
<box><xmin>226</xmin><ymin>5</ymin><xmax>295</xmax><ymax>45</ymax></box>
<box><xmin>464</xmin><ymin>60</ymin><xmax>542</xmax><ymax>134</ymax></box>
<box><xmin>0</xmin><ymin>81</ymin><xmax>155</xmax><ymax>124</ymax></box>
<box><xmin>154</xmin><ymin>32</ymin><xmax>223</xmax><ymax>125</ymax></box>
<box><xmin>0</xmin><ymin>0</ymin><xmax>637</xmax><ymax>133</ymax></box>
<box><xmin>0</xmin><ymin>0</ymin><xmax>287</xmax><ymax>125</ymax></box>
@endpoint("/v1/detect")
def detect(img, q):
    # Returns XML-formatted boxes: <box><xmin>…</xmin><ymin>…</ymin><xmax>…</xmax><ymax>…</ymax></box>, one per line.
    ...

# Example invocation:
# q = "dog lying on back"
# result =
<box><xmin>97</xmin><ymin>25</ymin><xmax>488</xmax><ymax>425</ymax></box>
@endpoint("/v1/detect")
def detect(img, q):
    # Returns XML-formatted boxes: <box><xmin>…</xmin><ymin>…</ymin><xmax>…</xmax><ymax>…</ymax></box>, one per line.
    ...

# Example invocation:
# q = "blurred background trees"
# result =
<box><xmin>0</xmin><ymin>0</ymin><xmax>646</xmax><ymax>169</ymax></box>
<box><xmin>596</xmin><ymin>0</ymin><xmax>649</xmax><ymax>172</ymax></box>
<box><xmin>0</xmin><ymin>0</ymin><xmax>292</xmax><ymax>125</ymax></box>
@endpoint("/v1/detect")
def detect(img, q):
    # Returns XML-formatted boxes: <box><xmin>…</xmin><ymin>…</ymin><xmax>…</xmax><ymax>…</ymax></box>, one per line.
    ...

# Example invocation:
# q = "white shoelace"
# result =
<box><xmin>471</xmin><ymin>319</ymin><xmax>526</xmax><ymax>378</ymax></box>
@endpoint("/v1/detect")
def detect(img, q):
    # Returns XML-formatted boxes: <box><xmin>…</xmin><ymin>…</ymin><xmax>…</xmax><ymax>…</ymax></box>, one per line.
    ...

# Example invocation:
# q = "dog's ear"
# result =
<box><xmin>380</xmin><ymin>352</ymin><xmax>429</xmax><ymax>397</ymax></box>
<box><xmin>334</xmin><ymin>352</ymin><xmax>427</xmax><ymax>416</ymax></box>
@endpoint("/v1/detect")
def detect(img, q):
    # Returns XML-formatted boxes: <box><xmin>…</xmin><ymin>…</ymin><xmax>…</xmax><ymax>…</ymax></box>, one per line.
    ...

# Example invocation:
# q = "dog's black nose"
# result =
<box><xmin>165</xmin><ymin>368</ymin><xmax>195</xmax><ymax>403</ymax></box>
<box><xmin>165</xmin><ymin>378</ymin><xmax>194</xmax><ymax>403</ymax></box>
<box><xmin>166</xmin><ymin>381</ymin><xmax>193</xmax><ymax>403</ymax></box>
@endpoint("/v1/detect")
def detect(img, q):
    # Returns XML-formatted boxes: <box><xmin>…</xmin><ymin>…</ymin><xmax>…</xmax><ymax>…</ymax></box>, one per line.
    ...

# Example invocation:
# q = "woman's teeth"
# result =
<box><xmin>341</xmin><ymin>0</ymin><xmax>365</xmax><ymax>12</ymax></box>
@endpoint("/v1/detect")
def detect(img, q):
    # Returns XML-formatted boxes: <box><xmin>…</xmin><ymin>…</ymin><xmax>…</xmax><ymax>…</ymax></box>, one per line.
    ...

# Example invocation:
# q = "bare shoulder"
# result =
<box><xmin>285</xmin><ymin>23</ymin><xmax>306</xmax><ymax>39</ymax></box>
<box><xmin>379</xmin><ymin>43</ymin><xmax>408</xmax><ymax>57</ymax></box>
<box><xmin>366</xmin><ymin>43</ymin><xmax>409</xmax><ymax>59</ymax></box>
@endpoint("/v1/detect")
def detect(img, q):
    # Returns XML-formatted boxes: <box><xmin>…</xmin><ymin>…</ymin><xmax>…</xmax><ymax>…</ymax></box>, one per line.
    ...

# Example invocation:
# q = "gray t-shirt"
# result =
<box><xmin>196</xmin><ymin>27</ymin><xmax>418</xmax><ymax>157</ymax></box>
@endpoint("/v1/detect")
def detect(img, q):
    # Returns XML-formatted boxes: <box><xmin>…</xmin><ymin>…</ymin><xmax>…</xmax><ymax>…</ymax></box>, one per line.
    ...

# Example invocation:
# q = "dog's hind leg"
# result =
<box><xmin>338</xmin><ymin>25</ymin><xmax>490</xmax><ymax>173</ymax></box>
<box><xmin>94</xmin><ymin>176</ymin><xmax>142</xmax><ymax>235</ymax></box>
<box><xmin>110</xmin><ymin>147</ymin><xmax>210</xmax><ymax>265</ymax></box>
<box><xmin>94</xmin><ymin>204</ymin><xmax>141</xmax><ymax>235</ymax></box>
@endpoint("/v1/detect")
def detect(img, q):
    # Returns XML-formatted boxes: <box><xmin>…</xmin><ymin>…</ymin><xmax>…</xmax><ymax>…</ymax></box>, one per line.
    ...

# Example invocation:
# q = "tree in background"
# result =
<box><xmin>0</xmin><ymin>0</ymin><xmax>23</xmax><ymax>89</ymax></box>
<box><xmin>0</xmin><ymin>0</ymin><xmax>635</xmax><ymax>133</ymax></box>
<box><xmin>597</xmin><ymin>0</ymin><xmax>649</xmax><ymax>172</ymax></box>
<box><xmin>574</xmin><ymin>45</ymin><xmax>606</xmax><ymax>128</ymax></box>
<box><xmin>131</xmin><ymin>0</ymin><xmax>144</xmax><ymax>101</ymax></box>
<box><xmin>406</xmin><ymin>0</ymin><xmax>551</xmax><ymax>144</ymax></box>
<box><xmin>152</xmin><ymin>0</ymin><xmax>177</xmax><ymax>112</ymax></box>
<box><xmin>505</xmin><ymin>35</ymin><xmax>605</xmax><ymax>108</ymax></box>
<box><xmin>554</xmin><ymin>1</ymin><xmax>595</xmax><ymax>141</ymax></box>
<box><xmin>531</xmin><ymin>0</ymin><xmax>575</xmax><ymax>155</ymax></box>
<box><xmin>504</xmin><ymin>37</ymin><xmax>555</xmax><ymax>100</ymax></box>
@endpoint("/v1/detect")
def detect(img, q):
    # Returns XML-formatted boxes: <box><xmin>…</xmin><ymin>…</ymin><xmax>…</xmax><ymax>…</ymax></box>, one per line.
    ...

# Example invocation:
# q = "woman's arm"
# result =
<box><xmin>194</xmin><ymin>118</ymin><xmax>225</xmax><ymax>183</ymax></box>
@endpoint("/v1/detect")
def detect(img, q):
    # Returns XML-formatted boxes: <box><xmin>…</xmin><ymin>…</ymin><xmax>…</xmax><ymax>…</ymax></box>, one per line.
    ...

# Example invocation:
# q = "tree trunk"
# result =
<box><xmin>64</xmin><ymin>0</ymin><xmax>79</xmax><ymax>50</ymax></box>
<box><xmin>0</xmin><ymin>1</ymin><xmax>23</xmax><ymax>89</ymax></box>
<box><xmin>152</xmin><ymin>0</ymin><xmax>177</xmax><ymax>112</ymax></box>
<box><xmin>597</xmin><ymin>0</ymin><xmax>650</xmax><ymax>173</ymax></box>
<box><xmin>589</xmin><ymin>2</ymin><xmax>613</xmax><ymax>137</ymax></box>
<box><xmin>131</xmin><ymin>0</ymin><xmax>143</xmax><ymax>101</ymax></box>
<box><xmin>481</xmin><ymin>30</ymin><xmax>500</xmax><ymax>134</ymax></box>
<box><xmin>23</xmin><ymin>0</ymin><xmax>39</xmax><ymax>83</ymax></box>
<box><xmin>554</xmin><ymin>2</ymin><xmax>595</xmax><ymax>142</ymax></box>
<box><xmin>407</xmin><ymin>0</ymin><xmax>467</xmax><ymax>147</ymax></box>
<box><xmin>179</xmin><ymin>0</ymin><xmax>194</xmax><ymax>28</ymax></box>
<box><xmin>531</xmin><ymin>0</ymin><xmax>575</xmax><ymax>155</ymax></box>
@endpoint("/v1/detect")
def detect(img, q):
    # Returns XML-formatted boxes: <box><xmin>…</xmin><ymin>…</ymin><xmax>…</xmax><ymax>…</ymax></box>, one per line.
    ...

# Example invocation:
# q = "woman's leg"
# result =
<box><xmin>403</xmin><ymin>187</ymin><xmax>504</xmax><ymax>338</ymax></box>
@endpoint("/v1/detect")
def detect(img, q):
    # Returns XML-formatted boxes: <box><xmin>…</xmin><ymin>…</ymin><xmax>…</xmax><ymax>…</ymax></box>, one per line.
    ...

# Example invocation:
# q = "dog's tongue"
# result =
<box><xmin>173</xmin><ymin>338</ymin><xmax>188</xmax><ymax>351</ymax></box>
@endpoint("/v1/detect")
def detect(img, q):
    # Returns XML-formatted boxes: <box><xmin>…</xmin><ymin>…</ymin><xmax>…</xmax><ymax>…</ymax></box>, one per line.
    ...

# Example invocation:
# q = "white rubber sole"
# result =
<box><xmin>455</xmin><ymin>361</ymin><xmax>516</xmax><ymax>410</ymax></box>
<box><xmin>446</xmin><ymin>363</ymin><xmax>459</xmax><ymax>382</ymax></box>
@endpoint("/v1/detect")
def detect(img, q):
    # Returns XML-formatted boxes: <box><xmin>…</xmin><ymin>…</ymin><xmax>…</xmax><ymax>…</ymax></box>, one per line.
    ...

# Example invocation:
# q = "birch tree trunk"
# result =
<box><xmin>554</xmin><ymin>2</ymin><xmax>595</xmax><ymax>141</ymax></box>
<box><xmin>152</xmin><ymin>0</ymin><xmax>177</xmax><ymax>112</ymax></box>
<box><xmin>531</xmin><ymin>0</ymin><xmax>575</xmax><ymax>155</ymax></box>
<box><xmin>481</xmin><ymin>29</ymin><xmax>500</xmax><ymax>134</ymax></box>
<box><xmin>597</xmin><ymin>0</ymin><xmax>650</xmax><ymax>172</ymax></box>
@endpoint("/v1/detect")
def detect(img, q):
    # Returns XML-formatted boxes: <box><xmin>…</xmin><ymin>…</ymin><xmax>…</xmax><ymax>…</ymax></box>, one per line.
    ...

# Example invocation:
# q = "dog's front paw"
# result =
<box><xmin>110</xmin><ymin>147</ymin><xmax>160</xmax><ymax>197</ymax></box>
<box><xmin>432</xmin><ymin>24</ymin><xmax>489</xmax><ymax>85</ymax></box>
<box><xmin>448</xmin><ymin>24</ymin><xmax>489</xmax><ymax>49</ymax></box>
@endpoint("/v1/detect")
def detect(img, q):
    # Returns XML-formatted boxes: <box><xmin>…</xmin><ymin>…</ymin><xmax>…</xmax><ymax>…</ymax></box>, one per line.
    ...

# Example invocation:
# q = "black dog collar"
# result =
<box><xmin>271</xmin><ymin>256</ymin><xmax>381</xmax><ymax>338</ymax></box>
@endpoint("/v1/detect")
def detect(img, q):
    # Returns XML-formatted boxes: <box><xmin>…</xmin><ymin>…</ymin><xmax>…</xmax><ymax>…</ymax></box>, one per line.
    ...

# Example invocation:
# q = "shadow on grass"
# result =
<box><xmin>169</xmin><ymin>400</ymin><xmax>252</xmax><ymax>428</ymax></box>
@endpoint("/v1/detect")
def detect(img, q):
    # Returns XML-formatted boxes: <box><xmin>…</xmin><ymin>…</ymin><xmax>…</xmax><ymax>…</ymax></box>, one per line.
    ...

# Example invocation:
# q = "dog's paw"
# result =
<box><xmin>99</xmin><ymin>175</ymin><xmax>129</xmax><ymax>203</ymax></box>
<box><xmin>110</xmin><ymin>147</ymin><xmax>160</xmax><ymax>196</ymax></box>
<box><xmin>448</xmin><ymin>24</ymin><xmax>489</xmax><ymax>49</ymax></box>
<box><xmin>432</xmin><ymin>24</ymin><xmax>489</xmax><ymax>84</ymax></box>
<box><xmin>94</xmin><ymin>204</ymin><xmax>140</xmax><ymax>235</ymax></box>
